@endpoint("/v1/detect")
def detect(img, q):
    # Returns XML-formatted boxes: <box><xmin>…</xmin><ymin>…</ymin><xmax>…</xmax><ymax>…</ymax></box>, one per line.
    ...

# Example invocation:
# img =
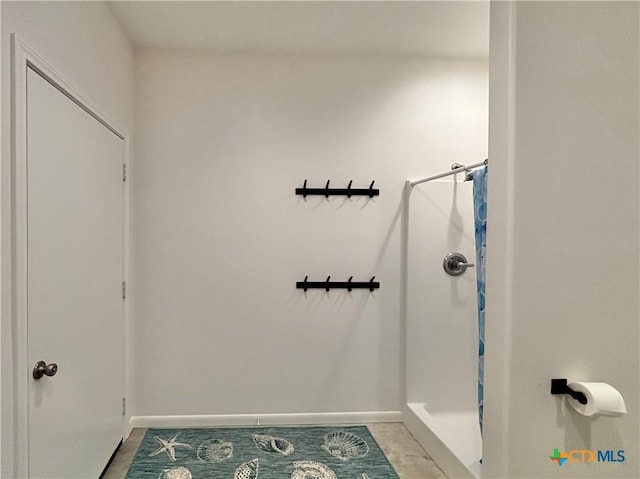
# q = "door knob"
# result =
<box><xmin>33</xmin><ymin>361</ymin><xmax>58</xmax><ymax>380</ymax></box>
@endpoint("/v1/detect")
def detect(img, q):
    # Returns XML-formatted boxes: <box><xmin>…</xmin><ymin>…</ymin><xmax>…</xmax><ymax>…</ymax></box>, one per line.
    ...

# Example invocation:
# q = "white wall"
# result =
<box><xmin>132</xmin><ymin>49</ymin><xmax>488</xmax><ymax>418</ymax></box>
<box><xmin>0</xmin><ymin>2</ymin><xmax>133</xmax><ymax>476</ymax></box>
<box><xmin>485</xmin><ymin>2</ymin><xmax>639</xmax><ymax>478</ymax></box>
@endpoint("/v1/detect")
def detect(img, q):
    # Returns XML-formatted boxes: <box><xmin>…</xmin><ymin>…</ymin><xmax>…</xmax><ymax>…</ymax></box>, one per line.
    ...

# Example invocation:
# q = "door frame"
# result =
<box><xmin>11</xmin><ymin>34</ymin><xmax>131</xmax><ymax>478</ymax></box>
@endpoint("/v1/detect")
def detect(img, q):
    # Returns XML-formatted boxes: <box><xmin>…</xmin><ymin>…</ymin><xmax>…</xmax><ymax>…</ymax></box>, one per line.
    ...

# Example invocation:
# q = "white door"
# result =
<box><xmin>26</xmin><ymin>67</ymin><xmax>125</xmax><ymax>479</ymax></box>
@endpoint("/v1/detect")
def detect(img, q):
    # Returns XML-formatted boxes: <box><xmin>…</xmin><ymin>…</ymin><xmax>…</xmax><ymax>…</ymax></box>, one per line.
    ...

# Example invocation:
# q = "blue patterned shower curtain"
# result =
<box><xmin>472</xmin><ymin>166</ymin><xmax>487</xmax><ymax>435</ymax></box>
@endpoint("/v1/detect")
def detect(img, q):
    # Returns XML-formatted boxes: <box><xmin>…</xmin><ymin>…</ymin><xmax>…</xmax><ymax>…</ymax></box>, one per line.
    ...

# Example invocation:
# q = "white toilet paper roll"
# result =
<box><xmin>567</xmin><ymin>382</ymin><xmax>627</xmax><ymax>417</ymax></box>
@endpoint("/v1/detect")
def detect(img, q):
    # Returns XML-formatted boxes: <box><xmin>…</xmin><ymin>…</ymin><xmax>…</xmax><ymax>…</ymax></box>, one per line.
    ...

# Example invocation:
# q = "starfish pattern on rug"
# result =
<box><xmin>149</xmin><ymin>432</ymin><xmax>193</xmax><ymax>461</ymax></box>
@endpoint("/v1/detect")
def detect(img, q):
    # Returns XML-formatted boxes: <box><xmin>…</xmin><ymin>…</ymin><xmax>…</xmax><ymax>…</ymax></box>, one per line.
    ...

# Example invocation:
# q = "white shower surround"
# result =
<box><xmin>404</xmin><ymin>180</ymin><xmax>483</xmax><ymax>478</ymax></box>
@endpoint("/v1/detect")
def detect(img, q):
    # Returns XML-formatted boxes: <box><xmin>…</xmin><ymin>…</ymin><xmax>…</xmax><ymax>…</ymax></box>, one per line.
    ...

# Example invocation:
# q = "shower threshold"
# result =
<box><xmin>404</xmin><ymin>402</ymin><xmax>482</xmax><ymax>479</ymax></box>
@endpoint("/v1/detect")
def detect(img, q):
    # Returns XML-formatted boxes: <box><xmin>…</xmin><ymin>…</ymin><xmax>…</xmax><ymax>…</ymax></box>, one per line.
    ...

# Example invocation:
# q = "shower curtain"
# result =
<box><xmin>472</xmin><ymin>166</ymin><xmax>487</xmax><ymax>435</ymax></box>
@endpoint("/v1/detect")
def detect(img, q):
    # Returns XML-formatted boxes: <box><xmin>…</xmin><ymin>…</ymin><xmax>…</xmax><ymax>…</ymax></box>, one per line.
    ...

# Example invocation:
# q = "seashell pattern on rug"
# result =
<box><xmin>321</xmin><ymin>431</ymin><xmax>369</xmax><ymax>462</ymax></box>
<box><xmin>234</xmin><ymin>458</ymin><xmax>260</xmax><ymax>479</ymax></box>
<box><xmin>196</xmin><ymin>439</ymin><xmax>233</xmax><ymax>463</ymax></box>
<box><xmin>157</xmin><ymin>466</ymin><xmax>192</xmax><ymax>479</ymax></box>
<box><xmin>127</xmin><ymin>426</ymin><xmax>398</xmax><ymax>479</ymax></box>
<box><xmin>252</xmin><ymin>433</ymin><xmax>295</xmax><ymax>456</ymax></box>
<box><xmin>290</xmin><ymin>460</ymin><xmax>337</xmax><ymax>479</ymax></box>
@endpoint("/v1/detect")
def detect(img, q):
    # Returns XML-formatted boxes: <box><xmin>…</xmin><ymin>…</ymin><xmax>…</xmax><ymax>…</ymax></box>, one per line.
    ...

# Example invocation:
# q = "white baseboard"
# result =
<box><xmin>129</xmin><ymin>410</ymin><xmax>403</xmax><ymax>429</ymax></box>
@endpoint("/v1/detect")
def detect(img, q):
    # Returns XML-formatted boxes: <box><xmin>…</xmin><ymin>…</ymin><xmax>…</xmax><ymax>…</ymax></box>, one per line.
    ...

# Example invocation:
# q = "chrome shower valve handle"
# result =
<box><xmin>443</xmin><ymin>252</ymin><xmax>474</xmax><ymax>276</ymax></box>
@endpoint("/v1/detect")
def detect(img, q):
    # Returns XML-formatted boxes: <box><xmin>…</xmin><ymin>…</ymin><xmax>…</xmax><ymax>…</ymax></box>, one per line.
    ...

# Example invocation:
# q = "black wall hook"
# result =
<box><xmin>296</xmin><ymin>276</ymin><xmax>380</xmax><ymax>292</ymax></box>
<box><xmin>551</xmin><ymin>379</ymin><xmax>588</xmax><ymax>405</ymax></box>
<box><xmin>295</xmin><ymin>180</ymin><xmax>380</xmax><ymax>198</ymax></box>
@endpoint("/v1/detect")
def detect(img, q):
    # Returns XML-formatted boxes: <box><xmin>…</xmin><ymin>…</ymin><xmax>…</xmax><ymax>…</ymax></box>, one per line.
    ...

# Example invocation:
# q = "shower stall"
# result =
<box><xmin>403</xmin><ymin>162</ymin><xmax>486</xmax><ymax>479</ymax></box>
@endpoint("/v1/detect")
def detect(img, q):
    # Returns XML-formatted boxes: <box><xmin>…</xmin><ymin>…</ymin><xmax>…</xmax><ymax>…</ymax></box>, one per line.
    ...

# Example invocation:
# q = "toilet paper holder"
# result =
<box><xmin>551</xmin><ymin>379</ymin><xmax>588</xmax><ymax>404</ymax></box>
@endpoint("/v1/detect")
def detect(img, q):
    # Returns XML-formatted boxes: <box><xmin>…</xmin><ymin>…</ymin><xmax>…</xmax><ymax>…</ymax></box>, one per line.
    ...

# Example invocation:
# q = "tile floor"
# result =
<box><xmin>103</xmin><ymin>423</ymin><xmax>448</xmax><ymax>479</ymax></box>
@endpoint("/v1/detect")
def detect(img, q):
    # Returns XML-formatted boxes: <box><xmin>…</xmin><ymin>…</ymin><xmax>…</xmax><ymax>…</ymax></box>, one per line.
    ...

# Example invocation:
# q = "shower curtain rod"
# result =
<box><xmin>408</xmin><ymin>159</ymin><xmax>488</xmax><ymax>187</ymax></box>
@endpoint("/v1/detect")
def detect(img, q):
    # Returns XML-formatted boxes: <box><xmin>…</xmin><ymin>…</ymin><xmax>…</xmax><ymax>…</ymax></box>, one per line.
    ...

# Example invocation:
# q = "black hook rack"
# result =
<box><xmin>297</xmin><ymin>275</ymin><xmax>380</xmax><ymax>292</ymax></box>
<box><xmin>551</xmin><ymin>379</ymin><xmax>588</xmax><ymax>405</ymax></box>
<box><xmin>296</xmin><ymin>180</ymin><xmax>379</xmax><ymax>199</ymax></box>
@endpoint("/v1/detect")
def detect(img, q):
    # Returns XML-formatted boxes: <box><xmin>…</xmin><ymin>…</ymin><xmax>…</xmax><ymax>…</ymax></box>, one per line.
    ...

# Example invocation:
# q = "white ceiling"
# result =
<box><xmin>107</xmin><ymin>1</ymin><xmax>489</xmax><ymax>58</ymax></box>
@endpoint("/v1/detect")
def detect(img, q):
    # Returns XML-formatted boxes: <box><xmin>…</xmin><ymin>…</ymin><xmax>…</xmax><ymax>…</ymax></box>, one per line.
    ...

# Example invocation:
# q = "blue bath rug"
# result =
<box><xmin>125</xmin><ymin>425</ymin><xmax>399</xmax><ymax>479</ymax></box>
